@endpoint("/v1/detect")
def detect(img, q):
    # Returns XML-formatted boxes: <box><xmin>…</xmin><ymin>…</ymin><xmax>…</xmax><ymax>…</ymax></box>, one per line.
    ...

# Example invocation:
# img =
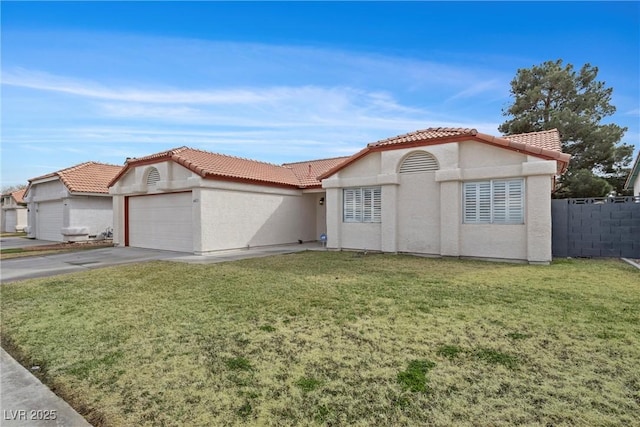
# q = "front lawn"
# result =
<box><xmin>1</xmin><ymin>253</ymin><xmax>638</xmax><ymax>426</ymax></box>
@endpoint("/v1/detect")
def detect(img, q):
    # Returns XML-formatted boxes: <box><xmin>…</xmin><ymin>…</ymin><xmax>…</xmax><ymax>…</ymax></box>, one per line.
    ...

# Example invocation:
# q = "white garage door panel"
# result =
<box><xmin>4</xmin><ymin>211</ymin><xmax>17</xmax><ymax>232</ymax></box>
<box><xmin>129</xmin><ymin>192</ymin><xmax>193</xmax><ymax>252</ymax></box>
<box><xmin>37</xmin><ymin>201</ymin><xmax>64</xmax><ymax>242</ymax></box>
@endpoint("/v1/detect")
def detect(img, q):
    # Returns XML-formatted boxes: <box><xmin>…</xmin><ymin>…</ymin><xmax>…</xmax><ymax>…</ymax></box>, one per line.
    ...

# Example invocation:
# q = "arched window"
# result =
<box><xmin>399</xmin><ymin>151</ymin><xmax>439</xmax><ymax>173</ymax></box>
<box><xmin>146</xmin><ymin>167</ymin><xmax>161</xmax><ymax>186</ymax></box>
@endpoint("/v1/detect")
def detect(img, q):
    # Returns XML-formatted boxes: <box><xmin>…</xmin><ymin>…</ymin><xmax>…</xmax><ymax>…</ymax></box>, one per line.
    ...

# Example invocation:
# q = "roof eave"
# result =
<box><xmin>201</xmin><ymin>173</ymin><xmax>301</xmax><ymax>190</ymax></box>
<box><xmin>623</xmin><ymin>154</ymin><xmax>640</xmax><ymax>190</ymax></box>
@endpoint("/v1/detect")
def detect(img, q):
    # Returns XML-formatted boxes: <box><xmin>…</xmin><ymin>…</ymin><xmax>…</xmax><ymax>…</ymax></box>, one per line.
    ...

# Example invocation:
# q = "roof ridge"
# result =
<box><xmin>505</xmin><ymin>128</ymin><xmax>559</xmax><ymax>137</ymax></box>
<box><xmin>282</xmin><ymin>155</ymin><xmax>351</xmax><ymax>166</ymax></box>
<box><xmin>369</xmin><ymin>127</ymin><xmax>478</xmax><ymax>147</ymax></box>
<box><xmin>179</xmin><ymin>147</ymin><xmax>288</xmax><ymax>168</ymax></box>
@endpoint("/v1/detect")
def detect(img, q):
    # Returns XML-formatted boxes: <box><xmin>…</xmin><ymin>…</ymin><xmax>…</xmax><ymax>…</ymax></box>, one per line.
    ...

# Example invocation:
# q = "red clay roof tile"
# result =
<box><xmin>319</xmin><ymin>127</ymin><xmax>571</xmax><ymax>179</ymax></box>
<box><xmin>110</xmin><ymin>147</ymin><xmax>349</xmax><ymax>189</ymax></box>
<box><xmin>28</xmin><ymin>162</ymin><xmax>123</xmax><ymax>194</ymax></box>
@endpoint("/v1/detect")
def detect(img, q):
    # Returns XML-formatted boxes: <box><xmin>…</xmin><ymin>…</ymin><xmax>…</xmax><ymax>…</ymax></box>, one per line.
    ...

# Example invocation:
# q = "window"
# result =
<box><xmin>343</xmin><ymin>187</ymin><xmax>381</xmax><ymax>223</ymax></box>
<box><xmin>463</xmin><ymin>179</ymin><xmax>524</xmax><ymax>224</ymax></box>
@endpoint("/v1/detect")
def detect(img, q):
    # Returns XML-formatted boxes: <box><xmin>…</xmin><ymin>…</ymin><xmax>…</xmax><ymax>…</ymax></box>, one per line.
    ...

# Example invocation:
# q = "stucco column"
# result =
<box><xmin>439</xmin><ymin>180</ymin><xmax>461</xmax><ymax>256</ymax></box>
<box><xmin>192</xmin><ymin>188</ymin><xmax>203</xmax><ymax>254</ymax></box>
<box><xmin>526</xmin><ymin>175</ymin><xmax>552</xmax><ymax>263</ymax></box>
<box><xmin>381</xmin><ymin>184</ymin><xmax>397</xmax><ymax>253</ymax></box>
<box><xmin>111</xmin><ymin>195</ymin><xmax>124</xmax><ymax>246</ymax></box>
<box><xmin>325</xmin><ymin>188</ymin><xmax>341</xmax><ymax>249</ymax></box>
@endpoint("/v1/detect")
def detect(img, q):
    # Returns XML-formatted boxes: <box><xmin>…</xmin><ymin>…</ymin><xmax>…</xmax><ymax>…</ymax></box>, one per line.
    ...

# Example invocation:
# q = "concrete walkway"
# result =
<box><xmin>0</xmin><ymin>242</ymin><xmax>325</xmax><ymax>426</ymax></box>
<box><xmin>0</xmin><ymin>349</ymin><xmax>92</xmax><ymax>426</ymax></box>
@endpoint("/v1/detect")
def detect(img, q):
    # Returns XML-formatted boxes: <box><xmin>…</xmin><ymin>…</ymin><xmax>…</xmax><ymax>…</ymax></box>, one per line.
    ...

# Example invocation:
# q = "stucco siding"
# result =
<box><xmin>27</xmin><ymin>180</ymin><xmax>67</xmax><ymax>202</ymax></box>
<box><xmin>67</xmin><ymin>196</ymin><xmax>114</xmax><ymax>238</ymax></box>
<box><xmin>337</xmin><ymin>152</ymin><xmax>381</xmax><ymax>178</ymax></box>
<box><xmin>397</xmin><ymin>172</ymin><xmax>440</xmax><ymax>254</ymax></box>
<box><xmin>339</xmin><ymin>222</ymin><xmax>382</xmax><ymax>251</ymax></box>
<box><xmin>459</xmin><ymin>141</ymin><xmax>525</xmax><ymax>169</ymax></box>
<box><xmin>198</xmin><ymin>187</ymin><xmax>317</xmax><ymax>253</ymax></box>
<box><xmin>323</xmin><ymin>139</ymin><xmax>558</xmax><ymax>263</ymax></box>
<box><xmin>635</xmin><ymin>178</ymin><xmax>640</xmax><ymax>197</ymax></box>
<box><xmin>460</xmin><ymin>224</ymin><xmax>527</xmax><ymax>260</ymax></box>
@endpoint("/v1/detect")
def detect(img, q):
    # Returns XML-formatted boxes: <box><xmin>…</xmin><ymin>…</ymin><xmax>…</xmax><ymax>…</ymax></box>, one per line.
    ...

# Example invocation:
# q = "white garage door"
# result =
<box><xmin>37</xmin><ymin>201</ymin><xmax>64</xmax><ymax>242</ymax></box>
<box><xmin>3</xmin><ymin>210</ymin><xmax>17</xmax><ymax>233</ymax></box>
<box><xmin>128</xmin><ymin>192</ymin><xmax>194</xmax><ymax>252</ymax></box>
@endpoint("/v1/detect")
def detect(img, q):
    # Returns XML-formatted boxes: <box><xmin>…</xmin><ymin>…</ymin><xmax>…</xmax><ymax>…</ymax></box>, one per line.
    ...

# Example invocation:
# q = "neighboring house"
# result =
<box><xmin>1</xmin><ymin>188</ymin><xmax>28</xmax><ymax>233</ymax></box>
<box><xmin>108</xmin><ymin>147</ymin><xmax>348</xmax><ymax>253</ymax></box>
<box><xmin>624</xmin><ymin>152</ymin><xmax>640</xmax><ymax>196</ymax></box>
<box><xmin>318</xmin><ymin>127</ymin><xmax>571</xmax><ymax>264</ymax></box>
<box><xmin>24</xmin><ymin>162</ymin><xmax>123</xmax><ymax>242</ymax></box>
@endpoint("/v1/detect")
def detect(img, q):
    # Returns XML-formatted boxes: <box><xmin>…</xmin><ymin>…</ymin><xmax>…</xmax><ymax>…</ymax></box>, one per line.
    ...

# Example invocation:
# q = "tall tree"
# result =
<box><xmin>499</xmin><ymin>59</ymin><xmax>633</xmax><ymax>198</ymax></box>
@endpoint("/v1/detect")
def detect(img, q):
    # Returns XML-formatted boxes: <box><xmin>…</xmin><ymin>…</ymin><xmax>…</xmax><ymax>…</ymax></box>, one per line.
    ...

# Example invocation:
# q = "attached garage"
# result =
<box><xmin>24</xmin><ymin>162</ymin><xmax>122</xmax><ymax>242</ymax></box>
<box><xmin>1</xmin><ymin>188</ymin><xmax>27</xmax><ymax>233</ymax></box>
<box><xmin>109</xmin><ymin>147</ymin><xmax>348</xmax><ymax>254</ymax></box>
<box><xmin>36</xmin><ymin>201</ymin><xmax>64</xmax><ymax>241</ymax></box>
<box><xmin>127</xmin><ymin>192</ymin><xmax>194</xmax><ymax>252</ymax></box>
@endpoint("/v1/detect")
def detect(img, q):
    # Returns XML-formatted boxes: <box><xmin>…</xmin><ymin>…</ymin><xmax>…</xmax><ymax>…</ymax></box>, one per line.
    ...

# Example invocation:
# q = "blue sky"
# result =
<box><xmin>2</xmin><ymin>1</ymin><xmax>639</xmax><ymax>188</ymax></box>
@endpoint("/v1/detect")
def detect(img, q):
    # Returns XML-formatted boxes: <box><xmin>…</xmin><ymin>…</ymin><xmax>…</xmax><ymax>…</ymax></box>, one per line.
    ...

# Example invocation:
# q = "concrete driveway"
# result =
<box><xmin>1</xmin><ymin>245</ymin><xmax>188</xmax><ymax>283</ymax></box>
<box><xmin>0</xmin><ymin>236</ymin><xmax>57</xmax><ymax>249</ymax></box>
<box><xmin>1</xmin><ymin>238</ymin><xmax>321</xmax><ymax>283</ymax></box>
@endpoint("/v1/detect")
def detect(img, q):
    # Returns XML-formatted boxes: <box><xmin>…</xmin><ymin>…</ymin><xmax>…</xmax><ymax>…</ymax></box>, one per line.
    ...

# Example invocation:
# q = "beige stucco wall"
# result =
<box><xmin>634</xmin><ymin>177</ymin><xmax>640</xmax><ymax>197</ymax></box>
<box><xmin>323</xmin><ymin>140</ymin><xmax>558</xmax><ymax>263</ymax></box>
<box><xmin>111</xmin><ymin>161</ymin><xmax>324</xmax><ymax>254</ymax></box>
<box><xmin>66</xmin><ymin>196</ymin><xmax>114</xmax><ymax>239</ymax></box>
<box><xmin>197</xmin><ymin>185</ymin><xmax>317</xmax><ymax>254</ymax></box>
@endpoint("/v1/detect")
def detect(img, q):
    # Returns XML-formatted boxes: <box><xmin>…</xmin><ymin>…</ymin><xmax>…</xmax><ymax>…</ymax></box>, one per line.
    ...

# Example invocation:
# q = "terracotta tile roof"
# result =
<box><xmin>319</xmin><ymin>127</ymin><xmax>571</xmax><ymax>179</ymax></box>
<box><xmin>284</xmin><ymin>156</ymin><xmax>351</xmax><ymax>188</ymax></box>
<box><xmin>502</xmin><ymin>129</ymin><xmax>562</xmax><ymax>152</ymax></box>
<box><xmin>28</xmin><ymin>162</ymin><xmax>123</xmax><ymax>194</ymax></box>
<box><xmin>370</xmin><ymin>128</ymin><xmax>479</xmax><ymax>147</ymax></box>
<box><xmin>2</xmin><ymin>188</ymin><xmax>27</xmax><ymax>204</ymax></box>
<box><xmin>12</xmin><ymin>188</ymin><xmax>26</xmax><ymax>204</ymax></box>
<box><xmin>110</xmin><ymin>147</ymin><xmax>349</xmax><ymax>189</ymax></box>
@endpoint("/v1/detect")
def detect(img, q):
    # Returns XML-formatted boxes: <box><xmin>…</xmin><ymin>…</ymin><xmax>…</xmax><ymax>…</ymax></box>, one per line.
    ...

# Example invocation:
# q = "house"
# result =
<box><xmin>318</xmin><ymin>128</ymin><xmax>571</xmax><ymax>264</ymax></box>
<box><xmin>624</xmin><ymin>152</ymin><xmax>640</xmax><ymax>196</ymax></box>
<box><xmin>1</xmin><ymin>188</ymin><xmax>27</xmax><ymax>233</ymax></box>
<box><xmin>24</xmin><ymin>162</ymin><xmax>123</xmax><ymax>242</ymax></box>
<box><xmin>108</xmin><ymin>148</ymin><xmax>348</xmax><ymax>253</ymax></box>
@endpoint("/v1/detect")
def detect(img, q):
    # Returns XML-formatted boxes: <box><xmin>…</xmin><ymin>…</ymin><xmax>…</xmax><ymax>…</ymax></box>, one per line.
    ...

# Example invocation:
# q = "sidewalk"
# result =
<box><xmin>0</xmin><ymin>348</ymin><xmax>92</xmax><ymax>427</ymax></box>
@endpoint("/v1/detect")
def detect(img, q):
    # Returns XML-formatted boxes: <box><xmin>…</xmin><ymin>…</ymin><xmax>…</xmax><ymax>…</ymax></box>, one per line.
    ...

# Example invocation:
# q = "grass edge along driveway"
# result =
<box><xmin>2</xmin><ymin>252</ymin><xmax>639</xmax><ymax>426</ymax></box>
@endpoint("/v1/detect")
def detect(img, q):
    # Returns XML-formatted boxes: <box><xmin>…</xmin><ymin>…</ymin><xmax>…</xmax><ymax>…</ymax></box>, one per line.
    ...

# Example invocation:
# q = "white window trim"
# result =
<box><xmin>463</xmin><ymin>179</ymin><xmax>525</xmax><ymax>224</ymax></box>
<box><xmin>343</xmin><ymin>187</ymin><xmax>381</xmax><ymax>223</ymax></box>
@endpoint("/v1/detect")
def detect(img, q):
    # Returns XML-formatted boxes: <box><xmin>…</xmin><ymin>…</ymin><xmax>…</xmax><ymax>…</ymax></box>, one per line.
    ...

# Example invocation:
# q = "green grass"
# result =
<box><xmin>1</xmin><ymin>252</ymin><xmax>639</xmax><ymax>426</ymax></box>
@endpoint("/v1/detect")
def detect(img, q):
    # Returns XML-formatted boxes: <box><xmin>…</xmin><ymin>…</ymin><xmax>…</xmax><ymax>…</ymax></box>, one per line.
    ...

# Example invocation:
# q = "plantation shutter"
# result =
<box><xmin>464</xmin><ymin>182</ymin><xmax>491</xmax><ymax>223</ymax></box>
<box><xmin>506</xmin><ymin>180</ymin><xmax>524</xmax><ymax>223</ymax></box>
<box><xmin>493</xmin><ymin>180</ymin><xmax>507</xmax><ymax>222</ymax></box>
<box><xmin>343</xmin><ymin>187</ymin><xmax>381</xmax><ymax>223</ymax></box>
<box><xmin>362</xmin><ymin>187</ymin><xmax>381</xmax><ymax>222</ymax></box>
<box><xmin>343</xmin><ymin>189</ymin><xmax>358</xmax><ymax>222</ymax></box>
<box><xmin>463</xmin><ymin>179</ymin><xmax>524</xmax><ymax>224</ymax></box>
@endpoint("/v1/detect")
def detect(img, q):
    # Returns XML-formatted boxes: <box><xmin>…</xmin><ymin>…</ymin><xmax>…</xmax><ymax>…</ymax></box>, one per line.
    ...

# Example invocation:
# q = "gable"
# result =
<box><xmin>319</xmin><ymin>127</ymin><xmax>570</xmax><ymax>180</ymax></box>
